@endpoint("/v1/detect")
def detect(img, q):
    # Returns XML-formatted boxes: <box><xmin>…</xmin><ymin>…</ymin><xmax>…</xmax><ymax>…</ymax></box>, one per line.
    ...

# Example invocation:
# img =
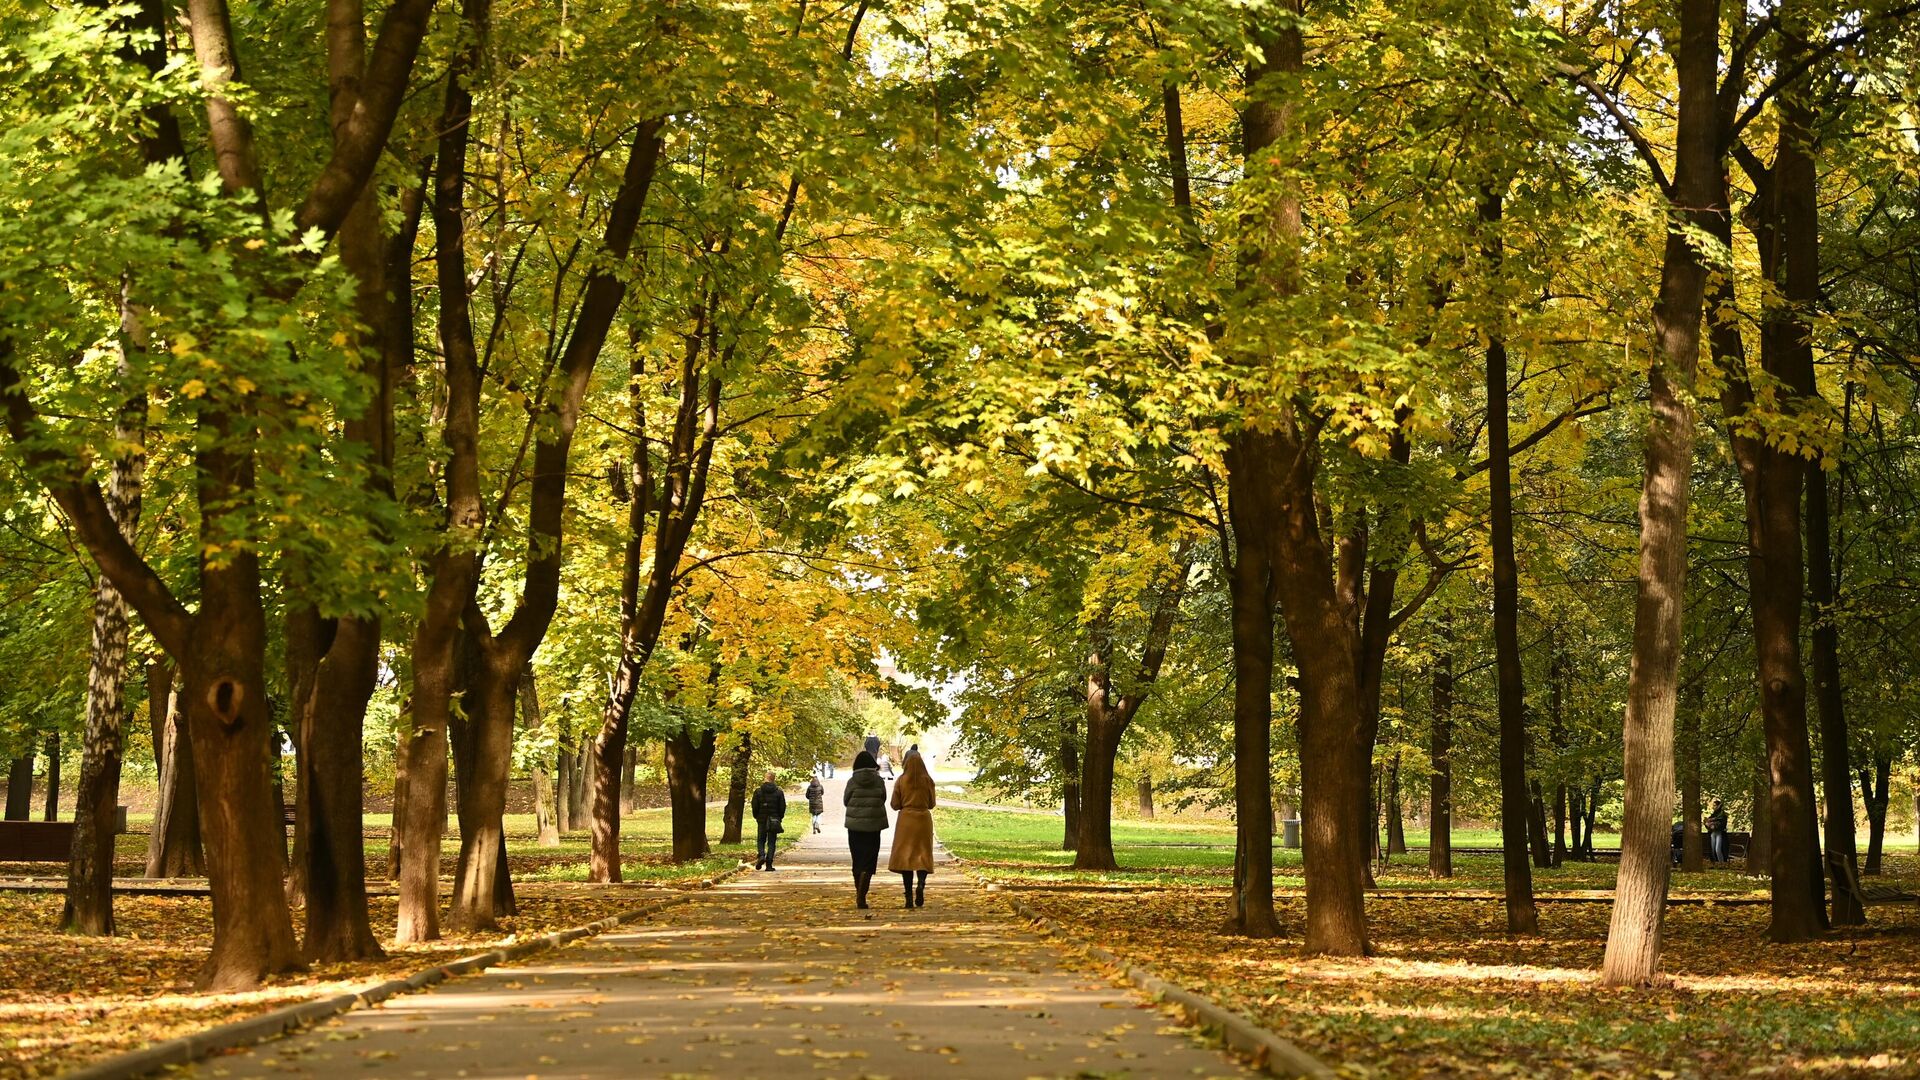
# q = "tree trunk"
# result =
<box><xmin>620</xmin><ymin>744</ymin><xmax>638</xmax><ymax>815</ymax></box>
<box><xmin>524</xmin><ymin>675</ymin><xmax>560</xmax><ymax>848</ymax></box>
<box><xmin>1600</xmin><ymin>0</ymin><xmax>1718</xmax><ymax>988</ymax></box>
<box><xmin>1137</xmin><ymin>774</ymin><xmax>1154</xmax><ymax>819</ymax></box>
<box><xmin>1059</xmin><ymin>715</ymin><xmax>1080</xmax><ymax>853</ymax></box>
<box><xmin>664</xmin><ymin>726</ymin><xmax>715</xmax><ymax>863</ymax></box>
<box><xmin>41</xmin><ymin>733</ymin><xmax>59</xmax><ymax>820</ymax></box>
<box><xmin>449</xmin><ymin>648</ymin><xmax>520</xmax><ymax>932</ymax></box>
<box><xmin>145</xmin><ymin>670</ymin><xmax>203</xmax><ymax>878</ymax></box>
<box><xmin>179</xmin><ymin>551</ymin><xmax>303</xmax><ymax>989</ymax></box>
<box><xmin>555</xmin><ymin>739</ymin><xmax>575</xmax><ymax>833</ymax></box>
<box><xmin>394</xmin><ymin>0</ymin><xmax>491</xmax><ymax>946</ymax></box>
<box><xmin>1429</xmin><ymin>646</ymin><xmax>1454</xmax><ymax>879</ymax></box>
<box><xmin>569</xmin><ymin>747</ymin><xmax>590</xmax><ymax>832</ymax></box>
<box><xmin>5</xmin><ymin>756</ymin><xmax>33</xmax><ymax>820</ymax></box>
<box><xmin>1482</xmin><ymin>185</ymin><xmax>1539</xmax><ymax>935</ymax></box>
<box><xmin>1552</xmin><ymin>783</ymin><xmax>1568</xmax><ymax>867</ymax></box>
<box><xmin>1223</xmin><ymin>461</ymin><xmax>1280</xmax><ymax>938</ymax></box>
<box><xmin>62</xmin><ymin>387</ymin><xmax>143</xmax><ymax>930</ymax></box>
<box><xmin>1679</xmin><ymin>703</ymin><xmax>1704</xmax><ymax>872</ymax></box>
<box><xmin>1528</xmin><ymin>781</ymin><xmax>1552</xmax><ymax>870</ymax></box>
<box><xmin>1386</xmin><ymin>758</ymin><xmax>1407</xmax><ymax>856</ymax></box>
<box><xmin>1748</xmin><ymin>764</ymin><xmax>1772</xmax><ymax>872</ymax></box>
<box><xmin>1861</xmin><ymin>757</ymin><xmax>1889</xmax><ymax>874</ymax></box>
<box><xmin>720</xmin><ymin>734</ymin><xmax>752</xmax><ymax>846</ymax></box>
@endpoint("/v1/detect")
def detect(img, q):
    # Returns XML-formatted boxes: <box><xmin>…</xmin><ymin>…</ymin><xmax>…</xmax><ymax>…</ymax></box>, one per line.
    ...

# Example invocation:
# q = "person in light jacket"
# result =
<box><xmin>750</xmin><ymin>772</ymin><xmax>787</xmax><ymax>871</ymax></box>
<box><xmin>805</xmin><ymin>775</ymin><xmax>826</xmax><ymax>834</ymax></box>
<box><xmin>843</xmin><ymin>750</ymin><xmax>889</xmax><ymax>908</ymax></box>
<box><xmin>888</xmin><ymin>752</ymin><xmax>937</xmax><ymax>908</ymax></box>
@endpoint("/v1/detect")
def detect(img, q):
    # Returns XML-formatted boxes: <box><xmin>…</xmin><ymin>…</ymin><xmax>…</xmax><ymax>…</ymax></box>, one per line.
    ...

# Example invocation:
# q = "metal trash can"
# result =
<box><xmin>1282</xmin><ymin>818</ymin><xmax>1301</xmax><ymax>849</ymax></box>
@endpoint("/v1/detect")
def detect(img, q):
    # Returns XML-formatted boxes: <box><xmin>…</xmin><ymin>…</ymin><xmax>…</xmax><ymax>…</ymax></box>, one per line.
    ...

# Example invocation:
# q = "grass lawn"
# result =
<box><xmin>938</xmin><ymin>807</ymin><xmax>1920</xmax><ymax>1078</ymax></box>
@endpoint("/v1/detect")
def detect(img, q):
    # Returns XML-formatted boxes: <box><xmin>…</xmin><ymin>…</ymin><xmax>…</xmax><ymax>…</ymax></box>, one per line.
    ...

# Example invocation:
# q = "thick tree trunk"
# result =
<box><xmin>5</xmin><ymin>756</ymin><xmax>33</xmax><ymax>820</ymax></box>
<box><xmin>1223</xmin><ymin>460</ymin><xmax>1280</xmax><ymax>938</ymax></box>
<box><xmin>664</xmin><ymin>726</ymin><xmax>715</xmax><ymax>863</ymax></box>
<box><xmin>180</xmin><ymin>550</ymin><xmax>303</xmax><ymax>989</ymax></box>
<box><xmin>1483</xmin><ymin>186</ymin><xmax>1539</xmax><ymax>935</ymax></box>
<box><xmin>1600</xmin><ymin>0</ymin><xmax>1718</xmax><ymax>988</ymax></box>
<box><xmin>146</xmin><ymin>671</ymin><xmax>203</xmax><ymax>878</ymax></box>
<box><xmin>720</xmin><ymin>734</ymin><xmax>752</xmax><ymax>846</ymax></box>
<box><xmin>1773</xmin><ymin>0</ymin><xmax>1859</xmax><ymax>930</ymax></box>
<box><xmin>1428</xmin><ymin>647</ymin><xmax>1454</xmax><ymax>879</ymax></box>
<box><xmin>1861</xmin><ymin>757</ymin><xmax>1890</xmax><ymax>874</ymax></box>
<box><xmin>1749</xmin><ymin>764</ymin><xmax>1772</xmax><ymax>872</ymax></box>
<box><xmin>449</xmin><ymin>649</ymin><xmax>520</xmax><ymax>931</ymax></box>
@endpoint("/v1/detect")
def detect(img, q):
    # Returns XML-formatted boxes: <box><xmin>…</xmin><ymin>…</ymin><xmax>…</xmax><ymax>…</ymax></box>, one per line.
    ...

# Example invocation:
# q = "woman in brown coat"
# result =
<box><xmin>888</xmin><ymin>752</ymin><xmax>937</xmax><ymax>907</ymax></box>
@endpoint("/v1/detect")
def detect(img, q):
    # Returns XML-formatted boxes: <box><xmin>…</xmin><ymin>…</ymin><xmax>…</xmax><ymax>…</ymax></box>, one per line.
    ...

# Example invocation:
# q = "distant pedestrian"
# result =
<box><xmin>805</xmin><ymin>775</ymin><xmax>825</xmax><ymax>834</ymax></box>
<box><xmin>863</xmin><ymin>733</ymin><xmax>881</xmax><ymax>758</ymax></box>
<box><xmin>1706</xmin><ymin>798</ymin><xmax>1729</xmax><ymax>864</ymax></box>
<box><xmin>880</xmin><ymin>753</ymin><xmax>894</xmax><ymax>779</ymax></box>
<box><xmin>889</xmin><ymin>752</ymin><xmax>937</xmax><ymax>908</ymax></box>
<box><xmin>751</xmin><ymin>772</ymin><xmax>787</xmax><ymax>871</ymax></box>
<box><xmin>844</xmin><ymin>750</ymin><xmax>889</xmax><ymax>908</ymax></box>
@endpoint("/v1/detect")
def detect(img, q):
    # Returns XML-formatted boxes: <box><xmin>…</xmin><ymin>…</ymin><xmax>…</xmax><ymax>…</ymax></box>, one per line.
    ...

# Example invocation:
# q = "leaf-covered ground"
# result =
<box><xmin>0</xmin><ymin>812</ymin><xmax>748</xmax><ymax>1079</ymax></box>
<box><xmin>0</xmin><ymin>892</ymin><xmax>656</xmax><ymax>1079</ymax></box>
<box><xmin>938</xmin><ymin>809</ymin><xmax>1920</xmax><ymax>1077</ymax></box>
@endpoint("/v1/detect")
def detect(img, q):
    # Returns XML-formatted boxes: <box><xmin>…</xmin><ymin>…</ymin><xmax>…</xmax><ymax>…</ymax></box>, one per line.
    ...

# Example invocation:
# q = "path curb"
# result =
<box><xmin>1006</xmin><ymin>898</ymin><xmax>1338</xmax><ymax>1080</ymax></box>
<box><xmin>60</xmin><ymin>895</ymin><xmax>693</xmax><ymax>1080</ymax></box>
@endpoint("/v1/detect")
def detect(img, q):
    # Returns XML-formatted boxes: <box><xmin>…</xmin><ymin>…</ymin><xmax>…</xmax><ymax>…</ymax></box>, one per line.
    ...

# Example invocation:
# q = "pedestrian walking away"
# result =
<box><xmin>805</xmin><ymin>774</ymin><xmax>825</xmax><ymax>834</ymax></box>
<box><xmin>843</xmin><ymin>750</ymin><xmax>889</xmax><ymax>909</ymax></box>
<box><xmin>751</xmin><ymin>772</ymin><xmax>787</xmax><ymax>871</ymax></box>
<box><xmin>889</xmin><ymin>751</ymin><xmax>936</xmax><ymax>908</ymax></box>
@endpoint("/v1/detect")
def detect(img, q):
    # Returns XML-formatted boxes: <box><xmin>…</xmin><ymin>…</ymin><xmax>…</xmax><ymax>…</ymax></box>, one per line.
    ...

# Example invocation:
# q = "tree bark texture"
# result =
<box><xmin>664</xmin><ymin>726</ymin><xmax>715</xmax><ymax>863</ymax></box>
<box><xmin>1482</xmin><ymin>186</ymin><xmax>1540</xmax><ymax>934</ymax></box>
<box><xmin>720</xmin><ymin>734</ymin><xmax>752</xmax><ymax>846</ymax></box>
<box><xmin>1600</xmin><ymin>0</ymin><xmax>1718</xmax><ymax>987</ymax></box>
<box><xmin>1428</xmin><ymin>645</ymin><xmax>1454</xmax><ymax>879</ymax></box>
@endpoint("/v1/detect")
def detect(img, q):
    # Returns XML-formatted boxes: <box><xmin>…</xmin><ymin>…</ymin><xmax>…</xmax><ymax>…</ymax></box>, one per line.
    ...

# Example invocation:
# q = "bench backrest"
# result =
<box><xmin>0</xmin><ymin>820</ymin><xmax>78</xmax><ymax>861</ymax></box>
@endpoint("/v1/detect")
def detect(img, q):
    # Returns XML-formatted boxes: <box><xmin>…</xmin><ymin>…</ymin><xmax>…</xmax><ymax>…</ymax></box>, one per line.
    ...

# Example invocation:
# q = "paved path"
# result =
<box><xmin>189</xmin><ymin>775</ymin><xmax>1250</xmax><ymax>1079</ymax></box>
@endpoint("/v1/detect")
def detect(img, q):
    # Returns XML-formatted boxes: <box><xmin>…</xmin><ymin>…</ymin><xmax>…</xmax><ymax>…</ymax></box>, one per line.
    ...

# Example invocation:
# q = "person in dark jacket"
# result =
<box><xmin>805</xmin><ymin>776</ymin><xmax>826</xmax><ymax>833</ymax></box>
<box><xmin>751</xmin><ymin>772</ymin><xmax>787</xmax><ymax>871</ymax></box>
<box><xmin>1706</xmin><ymin>798</ymin><xmax>1729</xmax><ymax>864</ymax></box>
<box><xmin>843</xmin><ymin>750</ymin><xmax>889</xmax><ymax>908</ymax></box>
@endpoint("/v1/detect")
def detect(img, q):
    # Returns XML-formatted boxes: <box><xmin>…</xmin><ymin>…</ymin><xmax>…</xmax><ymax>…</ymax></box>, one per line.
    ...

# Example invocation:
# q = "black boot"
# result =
<box><xmin>855</xmin><ymin>873</ymin><xmax>870</xmax><ymax>909</ymax></box>
<box><xmin>901</xmin><ymin>873</ymin><xmax>915</xmax><ymax>909</ymax></box>
<box><xmin>915</xmin><ymin>872</ymin><xmax>927</xmax><ymax>908</ymax></box>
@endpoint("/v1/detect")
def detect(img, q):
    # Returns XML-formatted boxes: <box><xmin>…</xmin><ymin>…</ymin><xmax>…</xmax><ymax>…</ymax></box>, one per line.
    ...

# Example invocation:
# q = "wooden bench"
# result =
<box><xmin>1832</xmin><ymin>852</ymin><xmax>1918</xmax><ymax>918</ymax></box>
<box><xmin>0</xmin><ymin>821</ymin><xmax>78</xmax><ymax>861</ymax></box>
<box><xmin>0</xmin><ymin>809</ymin><xmax>131</xmax><ymax>862</ymax></box>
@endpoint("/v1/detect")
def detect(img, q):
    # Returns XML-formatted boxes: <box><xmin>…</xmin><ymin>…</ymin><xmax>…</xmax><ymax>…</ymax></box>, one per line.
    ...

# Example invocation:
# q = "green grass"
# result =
<box><xmin>934</xmin><ymin>807</ymin><xmax>1762</xmax><ymax>893</ymax></box>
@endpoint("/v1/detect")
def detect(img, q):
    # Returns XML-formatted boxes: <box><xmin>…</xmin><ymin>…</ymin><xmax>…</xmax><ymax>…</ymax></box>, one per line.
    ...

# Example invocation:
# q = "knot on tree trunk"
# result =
<box><xmin>208</xmin><ymin>677</ymin><xmax>245</xmax><ymax>727</ymax></box>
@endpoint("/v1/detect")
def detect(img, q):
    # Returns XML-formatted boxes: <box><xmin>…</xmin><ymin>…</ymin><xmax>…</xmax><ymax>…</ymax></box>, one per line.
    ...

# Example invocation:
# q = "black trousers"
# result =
<box><xmin>757</xmin><ymin>819</ymin><xmax>781</xmax><ymax>866</ymax></box>
<box><xmin>848</xmin><ymin>829</ymin><xmax>881</xmax><ymax>876</ymax></box>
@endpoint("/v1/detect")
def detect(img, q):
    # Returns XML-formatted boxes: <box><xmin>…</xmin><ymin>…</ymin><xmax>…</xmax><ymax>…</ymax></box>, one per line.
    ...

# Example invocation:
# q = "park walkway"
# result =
<box><xmin>187</xmin><ymin>774</ymin><xmax>1250</xmax><ymax>1079</ymax></box>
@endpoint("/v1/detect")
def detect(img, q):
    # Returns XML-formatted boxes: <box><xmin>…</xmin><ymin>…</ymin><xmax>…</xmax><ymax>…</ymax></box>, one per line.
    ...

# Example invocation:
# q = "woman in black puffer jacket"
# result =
<box><xmin>843</xmin><ymin>751</ymin><xmax>889</xmax><ymax>908</ymax></box>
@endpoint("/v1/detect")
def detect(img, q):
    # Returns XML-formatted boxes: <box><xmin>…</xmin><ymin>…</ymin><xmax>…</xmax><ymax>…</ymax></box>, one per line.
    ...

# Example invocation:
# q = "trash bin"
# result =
<box><xmin>1282</xmin><ymin>818</ymin><xmax>1301</xmax><ymax>849</ymax></box>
